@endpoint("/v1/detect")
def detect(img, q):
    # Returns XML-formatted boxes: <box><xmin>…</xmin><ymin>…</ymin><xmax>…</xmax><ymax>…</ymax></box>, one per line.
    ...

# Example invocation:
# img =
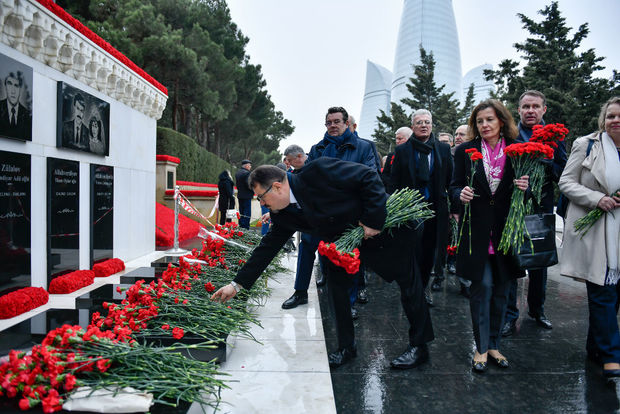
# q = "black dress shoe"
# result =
<box><xmin>472</xmin><ymin>360</ymin><xmax>488</xmax><ymax>373</ymax></box>
<box><xmin>529</xmin><ymin>312</ymin><xmax>553</xmax><ymax>329</ymax></box>
<box><xmin>351</xmin><ymin>307</ymin><xmax>359</xmax><ymax>320</ymax></box>
<box><xmin>501</xmin><ymin>320</ymin><xmax>516</xmax><ymax>337</ymax></box>
<box><xmin>357</xmin><ymin>288</ymin><xmax>369</xmax><ymax>304</ymax></box>
<box><xmin>431</xmin><ymin>279</ymin><xmax>442</xmax><ymax>291</ymax></box>
<box><xmin>390</xmin><ymin>344</ymin><xmax>429</xmax><ymax>369</ymax></box>
<box><xmin>328</xmin><ymin>344</ymin><xmax>357</xmax><ymax>368</ymax></box>
<box><xmin>281</xmin><ymin>292</ymin><xmax>308</xmax><ymax>309</ymax></box>
<box><xmin>315</xmin><ymin>273</ymin><xmax>326</xmax><ymax>287</ymax></box>
<box><xmin>489</xmin><ymin>355</ymin><xmax>509</xmax><ymax>369</ymax></box>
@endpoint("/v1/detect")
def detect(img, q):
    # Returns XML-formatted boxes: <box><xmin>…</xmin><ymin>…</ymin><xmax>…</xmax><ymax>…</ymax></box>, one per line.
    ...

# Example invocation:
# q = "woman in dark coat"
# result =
<box><xmin>450</xmin><ymin>99</ymin><xmax>529</xmax><ymax>373</ymax></box>
<box><xmin>217</xmin><ymin>170</ymin><xmax>235</xmax><ymax>225</ymax></box>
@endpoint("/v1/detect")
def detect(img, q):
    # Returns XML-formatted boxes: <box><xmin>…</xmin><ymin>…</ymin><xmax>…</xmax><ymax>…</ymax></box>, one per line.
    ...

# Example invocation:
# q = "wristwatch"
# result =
<box><xmin>230</xmin><ymin>281</ymin><xmax>242</xmax><ymax>293</ymax></box>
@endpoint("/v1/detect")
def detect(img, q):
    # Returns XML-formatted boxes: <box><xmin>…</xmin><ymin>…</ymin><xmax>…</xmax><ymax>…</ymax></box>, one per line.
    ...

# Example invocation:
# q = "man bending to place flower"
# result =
<box><xmin>212</xmin><ymin>157</ymin><xmax>434</xmax><ymax>369</ymax></box>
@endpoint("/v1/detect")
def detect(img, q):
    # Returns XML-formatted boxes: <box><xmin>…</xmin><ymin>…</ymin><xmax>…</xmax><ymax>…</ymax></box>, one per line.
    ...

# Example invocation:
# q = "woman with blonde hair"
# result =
<box><xmin>559</xmin><ymin>96</ymin><xmax>620</xmax><ymax>378</ymax></box>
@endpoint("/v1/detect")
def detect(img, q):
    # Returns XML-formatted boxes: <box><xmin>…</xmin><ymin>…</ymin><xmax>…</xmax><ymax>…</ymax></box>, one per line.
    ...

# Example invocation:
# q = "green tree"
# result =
<box><xmin>372</xmin><ymin>103</ymin><xmax>410</xmax><ymax>155</ymax></box>
<box><xmin>485</xmin><ymin>1</ymin><xmax>620</xmax><ymax>147</ymax></box>
<box><xmin>59</xmin><ymin>0</ymin><xmax>294</xmax><ymax>165</ymax></box>
<box><xmin>459</xmin><ymin>83</ymin><xmax>476</xmax><ymax>125</ymax></box>
<box><xmin>400</xmin><ymin>47</ymin><xmax>461</xmax><ymax>134</ymax></box>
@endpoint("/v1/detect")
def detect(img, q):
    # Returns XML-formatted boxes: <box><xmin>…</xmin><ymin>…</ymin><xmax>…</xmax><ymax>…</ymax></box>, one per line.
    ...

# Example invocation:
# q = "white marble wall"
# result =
<box><xmin>0</xmin><ymin>0</ymin><xmax>166</xmax><ymax>288</ymax></box>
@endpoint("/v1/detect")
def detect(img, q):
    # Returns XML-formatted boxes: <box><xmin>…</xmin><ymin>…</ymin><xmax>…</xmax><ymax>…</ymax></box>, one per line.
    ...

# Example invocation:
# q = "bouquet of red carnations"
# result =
<box><xmin>319</xmin><ymin>188</ymin><xmax>434</xmax><ymax>274</ymax></box>
<box><xmin>498</xmin><ymin>142</ymin><xmax>554</xmax><ymax>254</ymax></box>
<box><xmin>528</xmin><ymin>123</ymin><xmax>569</xmax><ymax>204</ymax></box>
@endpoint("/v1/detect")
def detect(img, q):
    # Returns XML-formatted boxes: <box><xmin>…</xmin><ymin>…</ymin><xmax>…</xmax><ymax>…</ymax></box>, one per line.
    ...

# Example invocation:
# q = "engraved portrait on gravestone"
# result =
<box><xmin>0</xmin><ymin>53</ymin><xmax>33</xmax><ymax>141</ymax></box>
<box><xmin>57</xmin><ymin>82</ymin><xmax>110</xmax><ymax>156</ymax></box>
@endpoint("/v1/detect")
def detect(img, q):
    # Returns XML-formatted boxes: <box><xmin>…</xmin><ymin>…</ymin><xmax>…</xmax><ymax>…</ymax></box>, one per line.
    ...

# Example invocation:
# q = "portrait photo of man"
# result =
<box><xmin>0</xmin><ymin>54</ymin><xmax>33</xmax><ymax>141</ymax></box>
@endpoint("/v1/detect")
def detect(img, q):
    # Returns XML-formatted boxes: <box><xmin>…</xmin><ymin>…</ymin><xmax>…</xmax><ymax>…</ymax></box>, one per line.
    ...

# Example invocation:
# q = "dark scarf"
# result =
<box><xmin>517</xmin><ymin>119</ymin><xmax>545</xmax><ymax>142</ymax></box>
<box><xmin>321</xmin><ymin>128</ymin><xmax>355</xmax><ymax>158</ymax></box>
<box><xmin>410</xmin><ymin>136</ymin><xmax>434</xmax><ymax>188</ymax></box>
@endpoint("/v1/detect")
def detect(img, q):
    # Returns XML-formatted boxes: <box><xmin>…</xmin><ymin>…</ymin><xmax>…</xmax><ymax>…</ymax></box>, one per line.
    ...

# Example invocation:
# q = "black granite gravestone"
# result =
<box><xmin>47</xmin><ymin>158</ymin><xmax>79</xmax><ymax>286</ymax></box>
<box><xmin>90</xmin><ymin>164</ymin><xmax>113</xmax><ymax>267</ymax></box>
<box><xmin>0</xmin><ymin>150</ymin><xmax>31</xmax><ymax>292</ymax></box>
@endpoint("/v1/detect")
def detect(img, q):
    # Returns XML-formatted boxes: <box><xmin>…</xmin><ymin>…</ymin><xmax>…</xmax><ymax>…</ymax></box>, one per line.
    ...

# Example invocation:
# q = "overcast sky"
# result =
<box><xmin>226</xmin><ymin>0</ymin><xmax>618</xmax><ymax>154</ymax></box>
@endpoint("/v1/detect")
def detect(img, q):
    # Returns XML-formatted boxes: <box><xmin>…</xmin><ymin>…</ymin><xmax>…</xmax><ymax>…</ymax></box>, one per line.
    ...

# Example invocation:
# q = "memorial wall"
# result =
<box><xmin>0</xmin><ymin>0</ymin><xmax>168</xmax><ymax>295</ymax></box>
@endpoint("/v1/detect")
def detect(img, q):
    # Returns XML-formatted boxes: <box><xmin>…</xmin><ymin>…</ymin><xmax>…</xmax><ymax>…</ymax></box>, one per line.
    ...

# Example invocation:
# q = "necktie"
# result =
<box><xmin>75</xmin><ymin>126</ymin><xmax>80</xmax><ymax>144</ymax></box>
<box><xmin>10</xmin><ymin>107</ymin><xmax>16</xmax><ymax>126</ymax></box>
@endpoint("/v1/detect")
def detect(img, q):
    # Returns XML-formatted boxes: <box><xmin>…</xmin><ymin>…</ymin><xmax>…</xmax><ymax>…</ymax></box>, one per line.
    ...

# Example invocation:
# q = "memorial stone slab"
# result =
<box><xmin>0</xmin><ymin>150</ymin><xmax>31</xmax><ymax>292</ymax></box>
<box><xmin>90</xmin><ymin>164</ymin><xmax>113</xmax><ymax>266</ymax></box>
<box><xmin>47</xmin><ymin>158</ymin><xmax>79</xmax><ymax>286</ymax></box>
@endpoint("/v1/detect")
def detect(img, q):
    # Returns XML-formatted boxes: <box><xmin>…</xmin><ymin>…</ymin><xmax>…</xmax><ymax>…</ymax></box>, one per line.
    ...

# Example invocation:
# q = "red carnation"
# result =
<box><xmin>172</xmin><ymin>327</ymin><xmax>185</xmax><ymax>339</ymax></box>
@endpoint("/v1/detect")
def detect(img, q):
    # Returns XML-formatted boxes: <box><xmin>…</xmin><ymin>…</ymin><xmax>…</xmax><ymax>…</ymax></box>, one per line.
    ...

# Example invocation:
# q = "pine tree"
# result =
<box><xmin>485</xmin><ymin>1</ymin><xmax>619</xmax><ymax>146</ymax></box>
<box><xmin>400</xmin><ymin>47</ymin><xmax>462</xmax><ymax>135</ymax></box>
<box><xmin>372</xmin><ymin>103</ymin><xmax>410</xmax><ymax>155</ymax></box>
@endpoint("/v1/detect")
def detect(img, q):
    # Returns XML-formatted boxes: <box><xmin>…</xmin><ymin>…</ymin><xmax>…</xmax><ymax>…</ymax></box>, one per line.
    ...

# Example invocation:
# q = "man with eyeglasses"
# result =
<box><xmin>212</xmin><ymin>158</ymin><xmax>434</xmax><ymax>369</ymax></box>
<box><xmin>390</xmin><ymin>109</ymin><xmax>453</xmax><ymax>310</ymax></box>
<box><xmin>280</xmin><ymin>107</ymin><xmax>379</xmax><ymax>312</ymax></box>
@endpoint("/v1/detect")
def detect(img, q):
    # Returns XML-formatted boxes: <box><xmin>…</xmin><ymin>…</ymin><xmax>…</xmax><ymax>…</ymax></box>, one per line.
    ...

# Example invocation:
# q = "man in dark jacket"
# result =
<box><xmin>212</xmin><ymin>158</ymin><xmax>434</xmax><ymax>369</ymax></box>
<box><xmin>235</xmin><ymin>160</ymin><xmax>253</xmax><ymax>229</ymax></box>
<box><xmin>390</xmin><ymin>109</ymin><xmax>453</xmax><ymax>306</ymax></box>
<box><xmin>0</xmin><ymin>72</ymin><xmax>32</xmax><ymax>141</ymax></box>
<box><xmin>282</xmin><ymin>107</ymin><xmax>380</xmax><ymax>312</ymax></box>
<box><xmin>502</xmin><ymin>90</ymin><xmax>567</xmax><ymax>336</ymax></box>
<box><xmin>217</xmin><ymin>170</ymin><xmax>235</xmax><ymax>225</ymax></box>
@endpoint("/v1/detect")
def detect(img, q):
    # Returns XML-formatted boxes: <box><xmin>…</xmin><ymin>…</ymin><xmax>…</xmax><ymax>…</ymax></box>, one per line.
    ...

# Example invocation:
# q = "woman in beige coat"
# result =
<box><xmin>559</xmin><ymin>96</ymin><xmax>620</xmax><ymax>379</ymax></box>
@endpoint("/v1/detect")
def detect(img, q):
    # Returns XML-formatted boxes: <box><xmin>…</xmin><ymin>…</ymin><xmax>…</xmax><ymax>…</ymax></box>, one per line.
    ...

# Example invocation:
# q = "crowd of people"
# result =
<box><xmin>212</xmin><ymin>93</ymin><xmax>620</xmax><ymax>379</ymax></box>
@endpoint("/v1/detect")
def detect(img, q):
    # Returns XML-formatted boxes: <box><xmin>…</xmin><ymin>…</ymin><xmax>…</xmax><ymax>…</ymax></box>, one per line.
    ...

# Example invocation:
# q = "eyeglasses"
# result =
<box><xmin>414</xmin><ymin>120</ymin><xmax>432</xmax><ymax>126</ymax></box>
<box><xmin>325</xmin><ymin>119</ymin><xmax>344</xmax><ymax>127</ymax></box>
<box><xmin>256</xmin><ymin>184</ymin><xmax>274</xmax><ymax>202</ymax></box>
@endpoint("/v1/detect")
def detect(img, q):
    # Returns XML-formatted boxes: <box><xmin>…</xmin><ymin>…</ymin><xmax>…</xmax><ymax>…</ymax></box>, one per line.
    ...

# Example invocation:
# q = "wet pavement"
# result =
<box><xmin>318</xmin><ymin>262</ymin><xmax>620</xmax><ymax>414</ymax></box>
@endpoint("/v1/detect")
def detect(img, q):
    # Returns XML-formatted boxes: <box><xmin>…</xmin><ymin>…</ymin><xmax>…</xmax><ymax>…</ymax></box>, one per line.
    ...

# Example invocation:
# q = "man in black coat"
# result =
<box><xmin>0</xmin><ymin>72</ymin><xmax>32</xmax><ymax>141</ymax></box>
<box><xmin>235</xmin><ymin>159</ymin><xmax>253</xmax><ymax>229</ymax></box>
<box><xmin>61</xmin><ymin>93</ymin><xmax>89</xmax><ymax>150</ymax></box>
<box><xmin>390</xmin><ymin>109</ymin><xmax>453</xmax><ymax>305</ymax></box>
<box><xmin>212</xmin><ymin>158</ymin><xmax>434</xmax><ymax>369</ymax></box>
<box><xmin>502</xmin><ymin>90</ymin><xmax>567</xmax><ymax>336</ymax></box>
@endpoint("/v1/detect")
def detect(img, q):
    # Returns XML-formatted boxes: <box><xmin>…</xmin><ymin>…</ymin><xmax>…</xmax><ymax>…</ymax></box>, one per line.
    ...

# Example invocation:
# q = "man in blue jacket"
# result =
<box><xmin>502</xmin><ymin>90</ymin><xmax>567</xmax><ymax>336</ymax></box>
<box><xmin>281</xmin><ymin>107</ymin><xmax>380</xmax><ymax>312</ymax></box>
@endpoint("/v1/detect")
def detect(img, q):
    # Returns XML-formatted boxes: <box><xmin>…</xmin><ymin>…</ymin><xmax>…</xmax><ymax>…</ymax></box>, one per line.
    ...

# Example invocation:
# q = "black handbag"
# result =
<box><xmin>513</xmin><ymin>212</ymin><xmax>558</xmax><ymax>270</ymax></box>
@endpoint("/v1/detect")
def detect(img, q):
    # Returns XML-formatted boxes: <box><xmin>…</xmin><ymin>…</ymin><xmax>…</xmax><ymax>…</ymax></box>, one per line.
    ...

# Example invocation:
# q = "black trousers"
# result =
<box><xmin>469</xmin><ymin>257</ymin><xmax>511</xmax><ymax>353</ymax></box>
<box><xmin>505</xmin><ymin>267</ymin><xmax>547</xmax><ymax>322</ymax></box>
<box><xmin>328</xmin><ymin>227</ymin><xmax>434</xmax><ymax>349</ymax></box>
<box><xmin>418</xmin><ymin>216</ymin><xmax>438</xmax><ymax>288</ymax></box>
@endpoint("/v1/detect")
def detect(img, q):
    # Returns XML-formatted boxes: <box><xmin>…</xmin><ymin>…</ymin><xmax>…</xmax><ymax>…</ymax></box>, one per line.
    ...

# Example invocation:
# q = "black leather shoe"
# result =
<box><xmin>529</xmin><ymin>312</ymin><xmax>553</xmax><ymax>329</ymax></box>
<box><xmin>315</xmin><ymin>273</ymin><xmax>326</xmax><ymax>287</ymax></box>
<box><xmin>431</xmin><ymin>279</ymin><xmax>442</xmax><ymax>291</ymax></box>
<box><xmin>351</xmin><ymin>307</ymin><xmax>359</xmax><ymax>320</ymax></box>
<box><xmin>281</xmin><ymin>292</ymin><xmax>308</xmax><ymax>309</ymax></box>
<box><xmin>501</xmin><ymin>320</ymin><xmax>516</xmax><ymax>337</ymax></box>
<box><xmin>472</xmin><ymin>360</ymin><xmax>488</xmax><ymax>373</ymax></box>
<box><xmin>328</xmin><ymin>344</ymin><xmax>357</xmax><ymax>368</ymax></box>
<box><xmin>459</xmin><ymin>283</ymin><xmax>471</xmax><ymax>298</ymax></box>
<box><xmin>357</xmin><ymin>288</ymin><xmax>369</xmax><ymax>304</ymax></box>
<box><xmin>489</xmin><ymin>355</ymin><xmax>509</xmax><ymax>369</ymax></box>
<box><xmin>390</xmin><ymin>344</ymin><xmax>430</xmax><ymax>369</ymax></box>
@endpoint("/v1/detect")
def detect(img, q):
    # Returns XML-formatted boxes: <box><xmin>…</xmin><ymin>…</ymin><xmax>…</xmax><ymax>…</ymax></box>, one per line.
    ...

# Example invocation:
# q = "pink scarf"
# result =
<box><xmin>480</xmin><ymin>137</ymin><xmax>506</xmax><ymax>254</ymax></box>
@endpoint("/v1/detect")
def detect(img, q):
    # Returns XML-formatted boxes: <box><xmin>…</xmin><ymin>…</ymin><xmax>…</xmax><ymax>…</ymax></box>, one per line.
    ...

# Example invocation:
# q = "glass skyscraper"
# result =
<box><xmin>391</xmin><ymin>0</ymin><xmax>462</xmax><ymax>105</ymax></box>
<box><xmin>359</xmin><ymin>0</ymin><xmax>465</xmax><ymax>138</ymax></box>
